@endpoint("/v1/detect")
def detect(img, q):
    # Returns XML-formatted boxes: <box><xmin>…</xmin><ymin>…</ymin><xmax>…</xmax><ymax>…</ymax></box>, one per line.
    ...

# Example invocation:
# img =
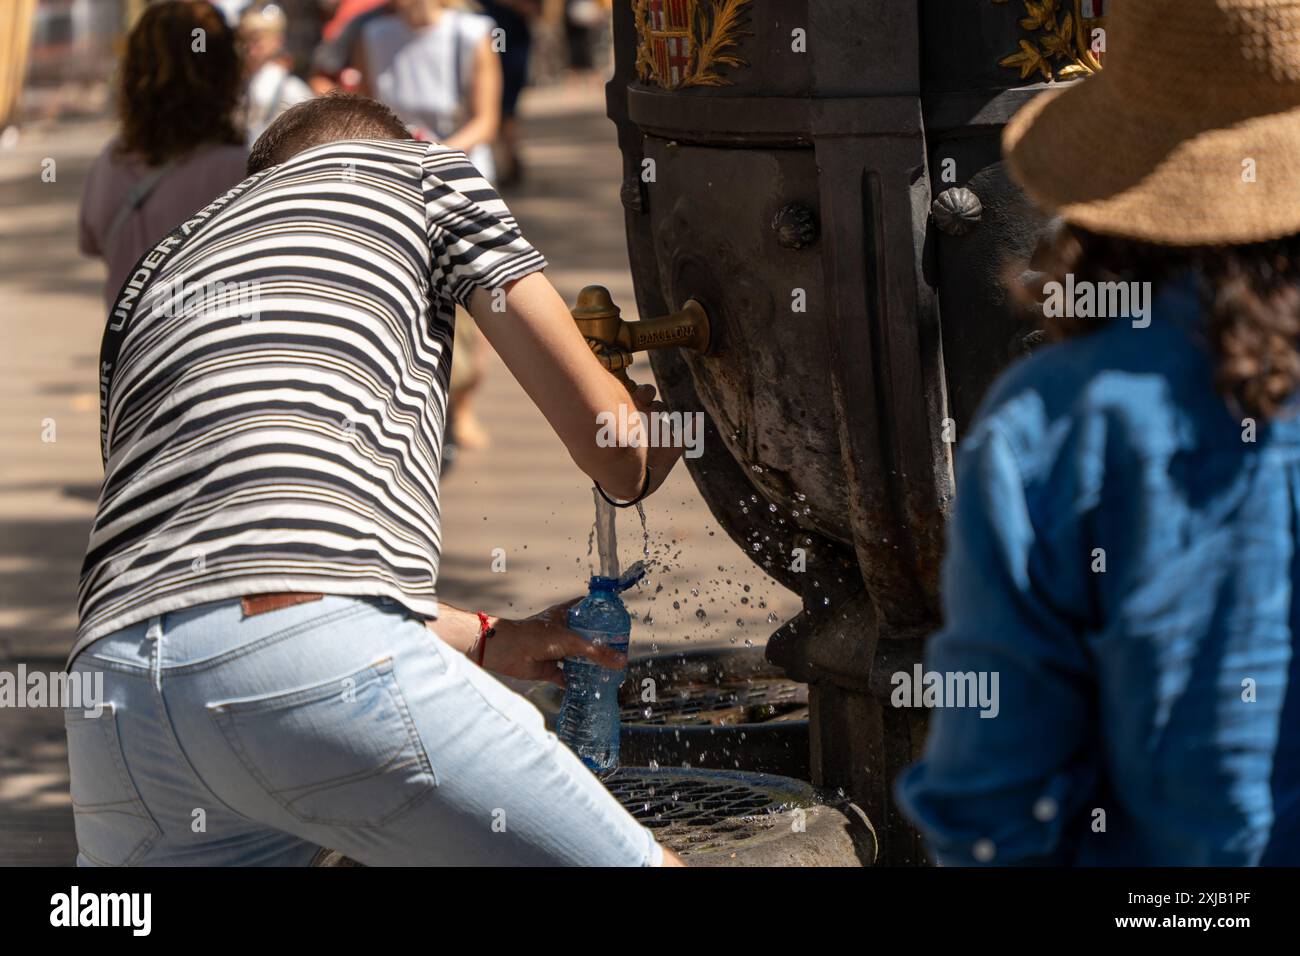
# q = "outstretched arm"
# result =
<box><xmin>422</xmin><ymin>144</ymin><xmax>683</xmax><ymax>499</ymax></box>
<box><xmin>466</xmin><ymin>272</ymin><xmax>683</xmax><ymax>500</ymax></box>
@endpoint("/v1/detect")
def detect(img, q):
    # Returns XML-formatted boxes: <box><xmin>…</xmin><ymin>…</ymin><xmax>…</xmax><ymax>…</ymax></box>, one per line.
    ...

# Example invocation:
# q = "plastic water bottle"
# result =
<box><xmin>557</xmin><ymin>565</ymin><xmax>645</xmax><ymax>771</ymax></box>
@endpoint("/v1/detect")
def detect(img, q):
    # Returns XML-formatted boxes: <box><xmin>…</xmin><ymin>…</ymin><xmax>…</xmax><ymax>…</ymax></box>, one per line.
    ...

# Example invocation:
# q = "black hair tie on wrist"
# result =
<box><xmin>595</xmin><ymin>465</ymin><xmax>653</xmax><ymax>508</ymax></box>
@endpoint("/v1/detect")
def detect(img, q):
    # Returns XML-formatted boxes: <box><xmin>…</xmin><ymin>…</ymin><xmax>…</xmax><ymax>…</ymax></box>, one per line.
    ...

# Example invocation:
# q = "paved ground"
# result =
<box><xmin>0</xmin><ymin>82</ymin><xmax>799</xmax><ymax>865</ymax></box>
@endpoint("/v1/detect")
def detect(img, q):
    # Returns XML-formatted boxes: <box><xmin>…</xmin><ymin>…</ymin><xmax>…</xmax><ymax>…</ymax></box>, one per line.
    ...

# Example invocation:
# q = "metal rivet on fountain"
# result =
<box><xmin>771</xmin><ymin>202</ymin><xmax>819</xmax><ymax>249</ymax></box>
<box><xmin>931</xmin><ymin>187</ymin><xmax>983</xmax><ymax>236</ymax></box>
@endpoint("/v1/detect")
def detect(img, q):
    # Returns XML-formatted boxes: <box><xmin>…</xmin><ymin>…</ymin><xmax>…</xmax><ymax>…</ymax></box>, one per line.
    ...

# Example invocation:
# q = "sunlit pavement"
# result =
<box><xmin>0</xmin><ymin>81</ymin><xmax>799</xmax><ymax>864</ymax></box>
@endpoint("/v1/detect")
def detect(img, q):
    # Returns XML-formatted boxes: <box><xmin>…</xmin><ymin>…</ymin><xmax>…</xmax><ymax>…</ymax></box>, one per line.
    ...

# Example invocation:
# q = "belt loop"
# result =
<box><xmin>145</xmin><ymin>615</ymin><xmax>164</xmax><ymax>690</ymax></box>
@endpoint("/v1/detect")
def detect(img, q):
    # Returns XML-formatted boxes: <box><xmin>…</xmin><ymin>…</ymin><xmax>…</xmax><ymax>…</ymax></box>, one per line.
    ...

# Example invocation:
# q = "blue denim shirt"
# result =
<box><xmin>896</xmin><ymin>274</ymin><xmax>1300</xmax><ymax>865</ymax></box>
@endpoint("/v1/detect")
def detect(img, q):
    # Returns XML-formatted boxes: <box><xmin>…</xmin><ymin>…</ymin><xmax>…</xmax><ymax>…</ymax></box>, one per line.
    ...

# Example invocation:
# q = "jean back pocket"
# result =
<box><xmin>208</xmin><ymin>657</ymin><xmax>436</xmax><ymax>828</ymax></box>
<box><xmin>64</xmin><ymin>704</ymin><xmax>160</xmax><ymax>866</ymax></box>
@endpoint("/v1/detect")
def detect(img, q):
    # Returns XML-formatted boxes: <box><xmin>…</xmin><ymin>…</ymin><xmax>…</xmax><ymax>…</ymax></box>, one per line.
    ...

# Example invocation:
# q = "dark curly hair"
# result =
<box><xmin>1012</xmin><ymin>224</ymin><xmax>1300</xmax><ymax>420</ymax></box>
<box><xmin>116</xmin><ymin>0</ymin><xmax>244</xmax><ymax>166</ymax></box>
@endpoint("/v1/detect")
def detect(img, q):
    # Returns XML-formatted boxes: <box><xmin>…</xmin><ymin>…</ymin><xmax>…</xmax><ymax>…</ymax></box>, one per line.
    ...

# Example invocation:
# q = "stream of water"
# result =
<box><xmin>589</xmin><ymin>486</ymin><xmax>652</xmax><ymax>580</ymax></box>
<box><xmin>593</xmin><ymin>487</ymin><xmax>620</xmax><ymax>578</ymax></box>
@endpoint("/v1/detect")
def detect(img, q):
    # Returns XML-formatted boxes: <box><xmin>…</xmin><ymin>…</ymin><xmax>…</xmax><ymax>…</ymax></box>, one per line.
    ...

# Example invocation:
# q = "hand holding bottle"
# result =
<box><xmin>481</xmin><ymin>598</ymin><xmax>627</xmax><ymax>685</ymax></box>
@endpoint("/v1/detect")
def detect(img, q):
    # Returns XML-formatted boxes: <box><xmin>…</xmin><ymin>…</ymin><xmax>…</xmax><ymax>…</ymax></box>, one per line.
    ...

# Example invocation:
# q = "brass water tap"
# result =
<box><xmin>570</xmin><ymin>285</ymin><xmax>710</xmax><ymax>384</ymax></box>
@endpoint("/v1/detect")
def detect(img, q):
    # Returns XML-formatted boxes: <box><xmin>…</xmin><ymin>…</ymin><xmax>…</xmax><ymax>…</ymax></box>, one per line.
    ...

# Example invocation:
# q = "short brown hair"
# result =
<box><xmin>247</xmin><ymin>93</ymin><xmax>411</xmax><ymax>174</ymax></box>
<box><xmin>119</xmin><ymin>1</ymin><xmax>243</xmax><ymax>166</ymax></box>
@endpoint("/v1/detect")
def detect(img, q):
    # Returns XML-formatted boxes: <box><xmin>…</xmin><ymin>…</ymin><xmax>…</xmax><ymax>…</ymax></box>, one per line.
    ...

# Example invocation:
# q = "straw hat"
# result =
<box><xmin>1003</xmin><ymin>0</ymin><xmax>1300</xmax><ymax>246</ymax></box>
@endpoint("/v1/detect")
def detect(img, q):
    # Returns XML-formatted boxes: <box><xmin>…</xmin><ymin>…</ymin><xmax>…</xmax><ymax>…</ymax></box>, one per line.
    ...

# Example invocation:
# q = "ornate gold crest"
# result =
<box><xmin>994</xmin><ymin>0</ymin><xmax>1107</xmax><ymax>82</ymax></box>
<box><xmin>633</xmin><ymin>0</ymin><xmax>753</xmax><ymax>90</ymax></box>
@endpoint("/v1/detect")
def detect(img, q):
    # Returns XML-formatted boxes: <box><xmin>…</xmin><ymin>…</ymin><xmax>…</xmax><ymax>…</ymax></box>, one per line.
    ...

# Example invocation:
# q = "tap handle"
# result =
<box><xmin>585</xmin><ymin>336</ymin><xmax>635</xmax><ymax>385</ymax></box>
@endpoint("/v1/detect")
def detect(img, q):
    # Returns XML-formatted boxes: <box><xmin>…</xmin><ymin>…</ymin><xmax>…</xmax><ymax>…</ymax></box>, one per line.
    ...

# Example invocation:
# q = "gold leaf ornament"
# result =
<box><xmin>634</xmin><ymin>0</ymin><xmax>754</xmax><ymax>90</ymax></box>
<box><xmin>1001</xmin><ymin>38</ymin><xmax>1051</xmax><ymax>81</ymax></box>
<box><xmin>995</xmin><ymin>0</ymin><xmax>1104</xmax><ymax>82</ymax></box>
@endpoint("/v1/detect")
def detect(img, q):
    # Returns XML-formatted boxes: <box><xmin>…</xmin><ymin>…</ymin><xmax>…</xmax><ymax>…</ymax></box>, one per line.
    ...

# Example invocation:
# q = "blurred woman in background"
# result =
<box><xmin>356</xmin><ymin>0</ymin><xmax>500</xmax><ymax>181</ymax></box>
<box><xmin>79</xmin><ymin>0</ymin><xmax>248</xmax><ymax>304</ymax></box>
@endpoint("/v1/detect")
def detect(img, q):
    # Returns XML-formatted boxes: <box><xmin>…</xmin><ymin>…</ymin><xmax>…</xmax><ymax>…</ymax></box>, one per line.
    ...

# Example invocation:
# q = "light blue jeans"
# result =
<box><xmin>65</xmin><ymin>595</ymin><xmax>663</xmax><ymax>866</ymax></box>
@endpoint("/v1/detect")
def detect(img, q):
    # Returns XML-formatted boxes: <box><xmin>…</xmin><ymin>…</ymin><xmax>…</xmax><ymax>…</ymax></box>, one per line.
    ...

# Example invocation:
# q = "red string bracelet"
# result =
<box><xmin>474</xmin><ymin>611</ymin><xmax>496</xmax><ymax>666</ymax></box>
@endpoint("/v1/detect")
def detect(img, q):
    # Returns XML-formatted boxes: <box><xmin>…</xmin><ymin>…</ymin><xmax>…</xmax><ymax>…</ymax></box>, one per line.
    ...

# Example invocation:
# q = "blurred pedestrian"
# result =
<box><xmin>356</xmin><ymin>0</ymin><xmax>500</xmax><ymax>181</ymax></box>
<box><xmin>898</xmin><ymin>0</ymin><xmax>1300</xmax><ymax>866</ymax></box>
<box><xmin>79</xmin><ymin>0</ymin><xmax>247</xmax><ymax>304</ymax></box>
<box><xmin>308</xmin><ymin>0</ymin><xmax>391</xmax><ymax>92</ymax></box>
<box><xmin>562</xmin><ymin>0</ymin><xmax>604</xmax><ymax>73</ymax></box>
<box><xmin>241</xmin><ymin>3</ymin><xmax>315</xmax><ymax>145</ymax></box>
<box><xmin>479</xmin><ymin>0</ymin><xmax>538</xmax><ymax>187</ymax></box>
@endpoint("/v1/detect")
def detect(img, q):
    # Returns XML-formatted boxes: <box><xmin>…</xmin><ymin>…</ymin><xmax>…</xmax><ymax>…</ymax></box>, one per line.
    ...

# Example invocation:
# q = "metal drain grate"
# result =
<box><xmin>602</xmin><ymin>767</ymin><xmax>815</xmax><ymax>853</ymax></box>
<box><xmin>619</xmin><ymin>648</ymin><xmax>809</xmax><ymax>728</ymax></box>
<box><xmin>621</xmin><ymin>677</ymin><xmax>807</xmax><ymax>726</ymax></box>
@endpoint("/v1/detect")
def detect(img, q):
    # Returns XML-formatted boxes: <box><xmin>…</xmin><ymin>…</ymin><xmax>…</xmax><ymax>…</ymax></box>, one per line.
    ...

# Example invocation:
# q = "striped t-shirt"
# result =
<box><xmin>73</xmin><ymin>139</ymin><xmax>546</xmax><ymax>662</ymax></box>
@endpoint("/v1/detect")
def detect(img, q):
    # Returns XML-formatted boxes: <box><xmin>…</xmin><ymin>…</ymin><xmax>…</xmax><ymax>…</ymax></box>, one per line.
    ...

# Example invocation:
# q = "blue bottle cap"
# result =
<box><xmin>588</xmin><ymin>562</ymin><xmax>647</xmax><ymax>594</ymax></box>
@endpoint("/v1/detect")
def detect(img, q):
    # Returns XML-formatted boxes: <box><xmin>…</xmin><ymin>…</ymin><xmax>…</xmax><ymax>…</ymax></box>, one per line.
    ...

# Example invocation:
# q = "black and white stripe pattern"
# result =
<box><xmin>73</xmin><ymin>139</ymin><xmax>546</xmax><ymax>661</ymax></box>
